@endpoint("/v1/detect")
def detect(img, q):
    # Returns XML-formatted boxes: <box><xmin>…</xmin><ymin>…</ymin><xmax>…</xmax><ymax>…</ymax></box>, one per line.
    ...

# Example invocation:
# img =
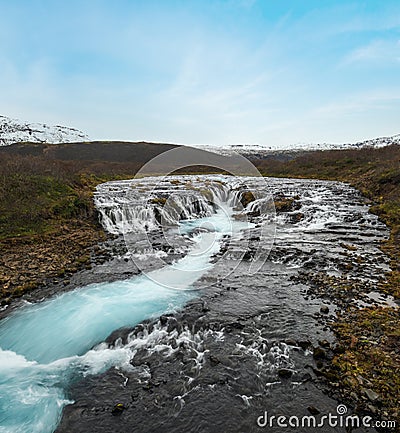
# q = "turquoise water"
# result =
<box><xmin>0</xmin><ymin>208</ymin><xmax>243</xmax><ymax>433</ymax></box>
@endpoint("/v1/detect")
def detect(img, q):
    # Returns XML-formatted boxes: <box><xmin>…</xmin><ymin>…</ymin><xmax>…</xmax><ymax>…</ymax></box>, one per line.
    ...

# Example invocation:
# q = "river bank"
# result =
<box><xmin>0</xmin><ymin>220</ymin><xmax>105</xmax><ymax>307</ymax></box>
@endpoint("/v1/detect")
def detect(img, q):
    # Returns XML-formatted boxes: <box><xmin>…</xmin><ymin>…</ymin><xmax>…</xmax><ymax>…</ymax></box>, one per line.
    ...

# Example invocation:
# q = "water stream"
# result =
<box><xmin>0</xmin><ymin>192</ymin><xmax>249</xmax><ymax>433</ymax></box>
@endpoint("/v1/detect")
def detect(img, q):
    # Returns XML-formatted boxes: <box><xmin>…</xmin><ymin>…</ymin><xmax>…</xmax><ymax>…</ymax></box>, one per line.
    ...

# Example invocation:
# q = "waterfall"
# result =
<box><xmin>94</xmin><ymin>176</ymin><xmax>250</xmax><ymax>235</ymax></box>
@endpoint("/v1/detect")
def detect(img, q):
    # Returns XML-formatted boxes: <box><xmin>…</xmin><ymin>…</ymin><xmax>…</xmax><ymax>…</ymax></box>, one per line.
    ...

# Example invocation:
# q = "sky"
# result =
<box><xmin>0</xmin><ymin>0</ymin><xmax>399</xmax><ymax>147</ymax></box>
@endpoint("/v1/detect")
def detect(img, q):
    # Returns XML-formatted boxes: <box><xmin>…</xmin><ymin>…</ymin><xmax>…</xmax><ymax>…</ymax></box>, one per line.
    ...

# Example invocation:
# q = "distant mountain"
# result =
<box><xmin>193</xmin><ymin>134</ymin><xmax>400</xmax><ymax>158</ymax></box>
<box><xmin>0</xmin><ymin>115</ymin><xmax>89</xmax><ymax>146</ymax></box>
<box><xmin>349</xmin><ymin>134</ymin><xmax>400</xmax><ymax>149</ymax></box>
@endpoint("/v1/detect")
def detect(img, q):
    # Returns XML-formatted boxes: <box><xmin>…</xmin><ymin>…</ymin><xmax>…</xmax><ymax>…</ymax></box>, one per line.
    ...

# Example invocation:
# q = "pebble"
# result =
<box><xmin>111</xmin><ymin>403</ymin><xmax>126</xmax><ymax>416</ymax></box>
<box><xmin>364</xmin><ymin>388</ymin><xmax>380</xmax><ymax>403</ymax></box>
<box><xmin>320</xmin><ymin>306</ymin><xmax>329</xmax><ymax>314</ymax></box>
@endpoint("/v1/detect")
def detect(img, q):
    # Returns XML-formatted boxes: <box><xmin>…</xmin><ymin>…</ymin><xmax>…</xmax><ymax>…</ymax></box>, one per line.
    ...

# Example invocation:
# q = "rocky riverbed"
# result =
<box><xmin>48</xmin><ymin>176</ymin><xmax>396</xmax><ymax>433</ymax></box>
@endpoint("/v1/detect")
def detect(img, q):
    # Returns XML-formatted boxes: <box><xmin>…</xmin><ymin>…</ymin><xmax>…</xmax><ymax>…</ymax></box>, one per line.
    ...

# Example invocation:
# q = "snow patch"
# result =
<box><xmin>0</xmin><ymin>115</ymin><xmax>89</xmax><ymax>146</ymax></box>
<box><xmin>191</xmin><ymin>134</ymin><xmax>400</xmax><ymax>156</ymax></box>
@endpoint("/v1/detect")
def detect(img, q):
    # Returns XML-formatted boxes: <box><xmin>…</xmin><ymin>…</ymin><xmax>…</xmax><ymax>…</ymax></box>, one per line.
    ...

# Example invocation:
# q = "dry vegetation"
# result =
<box><xmin>0</xmin><ymin>153</ymin><xmax>142</xmax><ymax>302</ymax></box>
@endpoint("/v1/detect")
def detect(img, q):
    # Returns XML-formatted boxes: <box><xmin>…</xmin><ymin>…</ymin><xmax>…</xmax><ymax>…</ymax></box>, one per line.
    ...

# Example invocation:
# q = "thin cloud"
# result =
<box><xmin>344</xmin><ymin>39</ymin><xmax>400</xmax><ymax>65</ymax></box>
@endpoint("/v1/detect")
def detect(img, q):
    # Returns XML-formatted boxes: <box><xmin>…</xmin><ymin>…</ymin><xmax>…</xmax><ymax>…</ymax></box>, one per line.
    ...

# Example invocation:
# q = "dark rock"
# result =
<box><xmin>227</xmin><ymin>321</ymin><xmax>245</xmax><ymax>330</ymax></box>
<box><xmin>313</xmin><ymin>347</ymin><xmax>326</xmax><ymax>360</ymax></box>
<box><xmin>300</xmin><ymin>373</ymin><xmax>312</xmax><ymax>382</ymax></box>
<box><xmin>290</xmin><ymin>212</ymin><xmax>304</xmax><ymax>223</ymax></box>
<box><xmin>298</xmin><ymin>340</ymin><xmax>312</xmax><ymax>350</ymax></box>
<box><xmin>284</xmin><ymin>338</ymin><xmax>297</xmax><ymax>347</ymax></box>
<box><xmin>242</xmin><ymin>250</ymin><xmax>254</xmax><ymax>261</ymax></box>
<box><xmin>167</xmin><ymin>317</ymin><xmax>179</xmax><ymax>333</ymax></box>
<box><xmin>307</xmin><ymin>406</ymin><xmax>320</xmax><ymax>415</ymax></box>
<box><xmin>333</xmin><ymin>344</ymin><xmax>345</xmax><ymax>354</ymax></box>
<box><xmin>111</xmin><ymin>403</ymin><xmax>126</xmax><ymax>416</ymax></box>
<box><xmin>159</xmin><ymin>315</ymin><xmax>168</xmax><ymax>326</ymax></box>
<box><xmin>277</xmin><ymin>368</ymin><xmax>293</xmax><ymax>379</ymax></box>
<box><xmin>318</xmin><ymin>339</ymin><xmax>330</xmax><ymax>348</ymax></box>
<box><xmin>209</xmin><ymin>355</ymin><xmax>220</xmax><ymax>366</ymax></box>
<box><xmin>320</xmin><ymin>306</ymin><xmax>329</xmax><ymax>314</ymax></box>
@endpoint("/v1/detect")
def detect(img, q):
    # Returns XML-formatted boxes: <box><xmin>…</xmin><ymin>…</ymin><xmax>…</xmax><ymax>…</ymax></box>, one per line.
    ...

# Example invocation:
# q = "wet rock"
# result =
<box><xmin>201</xmin><ymin>301</ymin><xmax>210</xmax><ymax>312</ymax></box>
<box><xmin>159</xmin><ymin>315</ymin><xmax>169</xmax><ymax>326</ymax></box>
<box><xmin>307</xmin><ymin>406</ymin><xmax>320</xmax><ymax>415</ymax></box>
<box><xmin>284</xmin><ymin>338</ymin><xmax>297</xmax><ymax>347</ymax></box>
<box><xmin>274</xmin><ymin>196</ymin><xmax>300</xmax><ymax>212</ymax></box>
<box><xmin>277</xmin><ymin>368</ymin><xmax>293</xmax><ymax>379</ymax></box>
<box><xmin>313</xmin><ymin>347</ymin><xmax>326</xmax><ymax>360</ymax></box>
<box><xmin>318</xmin><ymin>339</ymin><xmax>330</xmax><ymax>349</ymax></box>
<box><xmin>111</xmin><ymin>403</ymin><xmax>126</xmax><ymax>416</ymax></box>
<box><xmin>290</xmin><ymin>212</ymin><xmax>304</xmax><ymax>223</ymax></box>
<box><xmin>300</xmin><ymin>372</ymin><xmax>312</xmax><ymax>382</ymax></box>
<box><xmin>167</xmin><ymin>317</ymin><xmax>179</xmax><ymax>333</ymax></box>
<box><xmin>240</xmin><ymin>191</ymin><xmax>256</xmax><ymax>207</ymax></box>
<box><xmin>298</xmin><ymin>340</ymin><xmax>312</xmax><ymax>350</ymax></box>
<box><xmin>209</xmin><ymin>355</ymin><xmax>220</xmax><ymax>366</ymax></box>
<box><xmin>242</xmin><ymin>250</ymin><xmax>254</xmax><ymax>261</ymax></box>
<box><xmin>227</xmin><ymin>321</ymin><xmax>245</xmax><ymax>330</ymax></box>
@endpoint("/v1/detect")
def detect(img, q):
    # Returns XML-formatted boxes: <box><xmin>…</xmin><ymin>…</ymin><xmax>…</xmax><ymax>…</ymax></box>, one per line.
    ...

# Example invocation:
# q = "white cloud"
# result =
<box><xmin>344</xmin><ymin>39</ymin><xmax>400</xmax><ymax>65</ymax></box>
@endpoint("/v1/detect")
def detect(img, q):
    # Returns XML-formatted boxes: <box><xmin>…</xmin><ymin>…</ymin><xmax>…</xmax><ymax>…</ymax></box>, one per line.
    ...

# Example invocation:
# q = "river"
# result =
<box><xmin>0</xmin><ymin>175</ymin><xmax>391</xmax><ymax>433</ymax></box>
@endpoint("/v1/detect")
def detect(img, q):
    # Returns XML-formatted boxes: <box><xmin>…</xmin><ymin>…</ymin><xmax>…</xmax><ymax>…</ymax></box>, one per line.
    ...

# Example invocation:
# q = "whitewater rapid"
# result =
<box><xmin>0</xmin><ymin>187</ymin><xmax>250</xmax><ymax>433</ymax></box>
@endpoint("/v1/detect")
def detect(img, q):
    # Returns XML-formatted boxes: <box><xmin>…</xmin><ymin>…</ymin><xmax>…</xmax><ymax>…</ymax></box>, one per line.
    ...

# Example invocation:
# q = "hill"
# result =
<box><xmin>0</xmin><ymin>115</ymin><xmax>89</xmax><ymax>146</ymax></box>
<box><xmin>193</xmin><ymin>133</ymin><xmax>400</xmax><ymax>159</ymax></box>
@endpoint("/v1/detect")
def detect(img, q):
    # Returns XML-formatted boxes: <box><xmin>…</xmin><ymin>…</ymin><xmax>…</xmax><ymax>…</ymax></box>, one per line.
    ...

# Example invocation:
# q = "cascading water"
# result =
<box><xmin>94</xmin><ymin>176</ymin><xmax>246</xmax><ymax>235</ymax></box>
<box><xmin>0</xmin><ymin>177</ymin><xmax>253</xmax><ymax>433</ymax></box>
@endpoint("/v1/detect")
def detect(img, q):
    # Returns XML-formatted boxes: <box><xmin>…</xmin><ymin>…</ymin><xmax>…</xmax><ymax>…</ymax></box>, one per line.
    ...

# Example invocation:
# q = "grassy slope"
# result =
<box><xmin>0</xmin><ymin>150</ymin><xmax>147</xmax><ymax>301</ymax></box>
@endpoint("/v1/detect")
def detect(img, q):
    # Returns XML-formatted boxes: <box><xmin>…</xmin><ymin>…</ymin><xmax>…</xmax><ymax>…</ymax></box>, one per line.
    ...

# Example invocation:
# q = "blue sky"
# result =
<box><xmin>0</xmin><ymin>0</ymin><xmax>399</xmax><ymax>146</ymax></box>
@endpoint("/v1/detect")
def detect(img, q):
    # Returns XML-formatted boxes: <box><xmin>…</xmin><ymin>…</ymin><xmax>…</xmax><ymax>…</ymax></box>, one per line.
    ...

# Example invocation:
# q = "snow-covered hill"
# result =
<box><xmin>193</xmin><ymin>134</ymin><xmax>400</xmax><ymax>157</ymax></box>
<box><xmin>0</xmin><ymin>115</ymin><xmax>89</xmax><ymax>146</ymax></box>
